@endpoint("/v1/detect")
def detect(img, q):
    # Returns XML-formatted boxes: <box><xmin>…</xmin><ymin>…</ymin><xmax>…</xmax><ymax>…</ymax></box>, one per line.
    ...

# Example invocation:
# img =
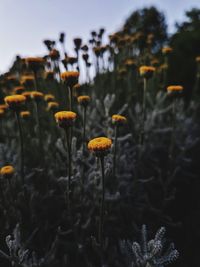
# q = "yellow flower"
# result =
<box><xmin>167</xmin><ymin>85</ymin><xmax>183</xmax><ymax>93</ymax></box>
<box><xmin>162</xmin><ymin>47</ymin><xmax>173</xmax><ymax>55</ymax></box>
<box><xmin>139</xmin><ymin>66</ymin><xmax>155</xmax><ymax>79</ymax></box>
<box><xmin>195</xmin><ymin>56</ymin><xmax>200</xmax><ymax>63</ymax></box>
<box><xmin>4</xmin><ymin>95</ymin><xmax>26</xmax><ymax>111</ymax></box>
<box><xmin>21</xmin><ymin>75</ymin><xmax>35</xmax><ymax>85</ymax></box>
<box><xmin>25</xmin><ymin>57</ymin><xmax>45</xmax><ymax>71</ymax></box>
<box><xmin>124</xmin><ymin>58</ymin><xmax>136</xmax><ymax>69</ymax></box>
<box><xmin>151</xmin><ymin>58</ymin><xmax>159</xmax><ymax>67</ymax></box>
<box><xmin>0</xmin><ymin>109</ymin><xmax>5</xmax><ymax>117</ymax></box>
<box><xmin>44</xmin><ymin>94</ymin><xmax>55</xmax><ymax>102</ymax></box>
<box><xmin>20</xmin><ymin>111</ymin><xmax>31</xmax><ymax>118</ymax></box>
<box><xmin>88</xmin><ymin>137</ymin><xmax>112</xmax><ymax>156</ymax></box>
<box><xmin>112</xmin><ymin>114</ymin><xmax>127</xmax><ymax>125</ymax></box>
<box><xmin>0</xmin><ymin>104</ymin><xmax>8</xmax><ymax>111</ymax></box>
<box><xmin>13</xmin><ymin>86</ymin><xmax>25</xmax><ymax>94</ymax></box>
<box><xmin>77</xmin><ymin>95</ymin><xmax>91</xmax><ymax>106</ymax></box>
<box><xmin>6</xmin><ymin>75</ymin><xmax>18</xmax><ymax>82</ymax></box>
<box><xmin>0</xmin><ymin>165</ymin><xmax>14</xmax><ymax>178</ymax></box>
<box><xmin>47</xmin><ymin>101</ymin><xmax>59</xmax><ymax>112</ymax></box>
<box><xmin>31</xmin><ymin>91</ymin><xmax>44</xmax><ymax>101</ymax></box>
<box><xmin>55</xmin><ymin>111</ymin><xmax>77</xmax><ymax>127</ymax></box>
<box><xmin>22</xmin><ymin>91</ymin><xmax>33</xmax><ymax>100</ymax></box>
<box><xmin>60</xmin><ymin>71</ymin><xmax>79</xmax><ymax>87</ymax></box>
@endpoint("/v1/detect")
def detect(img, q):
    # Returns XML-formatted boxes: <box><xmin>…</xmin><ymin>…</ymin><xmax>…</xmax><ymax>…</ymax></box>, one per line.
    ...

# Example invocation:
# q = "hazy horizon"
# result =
<box><xmin>1</xmin><ymin>0</ymin><xmax>200</xmax><ymax>73</ymax></box>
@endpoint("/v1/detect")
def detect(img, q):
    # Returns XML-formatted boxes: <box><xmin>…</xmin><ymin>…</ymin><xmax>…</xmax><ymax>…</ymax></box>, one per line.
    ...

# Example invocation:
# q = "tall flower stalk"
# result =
<box><xmin>4</xmin><ymin>95</ymin><xmax>26</xmax><ymax>184</ymax></box>
<box><xmin>88</xmin><ymin>137</ymin><xmax>112</xmax><ymax>248</ymax></box>
<box><xmin>139</xmin><ymin>66</ymin><xmax>155</xmax><ymax>145</ymax></box>
<box><xmin>112</xmin><ymin>114</ymin><xmax>127</xmax><ymax>178</ymax></box>
<box><xmin>55</xmin><ymin>111</ymin><xmax>77</xmax><ymax>211</ymax></box>
<box><xmin>77</xmin><ymin>95</ymin><xmax>91</xmax><ymax>150</ymax></box>
<box><xmin>167</xmin><ymin>85</ymin><xmax>183</xmax><ymax>159</ymax></box>
<box><xmin>60</xmin><ymin>71</ymin><xmax>79</xmax><ymax>111</ymax></box>
<box><xmin>15</xmin><ymin>112</ymin><xmax>25</xmax><ymax>183</ymax></box>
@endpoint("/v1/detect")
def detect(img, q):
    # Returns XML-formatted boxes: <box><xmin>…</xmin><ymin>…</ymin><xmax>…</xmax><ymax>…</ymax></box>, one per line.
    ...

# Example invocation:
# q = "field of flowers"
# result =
<box><xmin>0</xmin><ymin>6</ymin><xmax>200</xmax><ymax>267</ymax></box>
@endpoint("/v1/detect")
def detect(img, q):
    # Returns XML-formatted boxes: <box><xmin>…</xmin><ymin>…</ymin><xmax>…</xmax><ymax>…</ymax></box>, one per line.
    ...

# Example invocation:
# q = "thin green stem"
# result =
<box><xmin>16</xmin><ymin>112</ymin><xmax>24</xmax><ymax>184</ymax></box>
<box><xmin>169</xmin><ymin>99</ymin><xmax>176</xmax><ymax>160</ymax></box>
<box><xmin>65</xmin><ymin>127</ymin><xmax>72</xmax><ymax>211</ymax></box>
<box><xmin>34</xmin><ymin>102</ymin><xmax>43</xmax><ymax>160</ymax></box>
<box><xmin>140</xmin><ymin>77</ymin><xmax>147</xmax><ymax>145</ymax></box>
<box><xmin>113</xmin><ymin>125</ymin><xmax>118</xmax><ymax>178</ymax></box>
<box><xmin>68</xmin><ymin>86</ymin><xmax>72</xmax><ymax>111</ymax></box>
<box><xmin>82</xmin><ymin>106</ymin><xmax>87</xmax><ymax>148</ymax></box>
<box><xmin>99</xmin><ymin>156</ymin><xmax>105</xmax><ymax>249</ymax></box>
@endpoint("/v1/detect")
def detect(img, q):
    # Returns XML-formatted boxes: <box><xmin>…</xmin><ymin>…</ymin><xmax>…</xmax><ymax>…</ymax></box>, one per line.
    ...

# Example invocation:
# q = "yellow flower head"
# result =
<box><xmin>77</xmin><ymin>95</ymin><xmax>91</xmax><ymax>106</ymax></box>
<box><xmin>4</xmin><ymin>95</ymin><xmax>26</xmax><ymax>111</ymax></box>
<box><xmin>0</xmin><ymin>165</ymin><xmax>14</xmax><ymax>178</ymax></box>
<box><xmin>47</xmin><ymin>101</ymin><xmax>59</xmax><ymax>112</ymax></box>
<box><xmin>151</xmin><ymin>58</ymin><xmax>159</xmax><ymax>67</ymax></box>
<box><xmin>112</xmin><ymin>114</ymin><xmax>127</xmax><ymax>125</ymax></box>
<box><xmin>60</xmin><ymin>71</ymin><xmax>79</xmax><ymax>87</ymax></box>
<box><xmin>25</xmin><ymin>57</ymin><xmax>45</xmax><ymax>71</ymax></box>
<box><xmin>13</xmin><ymin>86</ymin><xmax>25</xmax><ymax>94</ymax></box>
<box><xmin>22</xmin><ymin>91</ymin><xmax>33</xmax><ymax>101</ymax></box>
<box><xmin>88</xmin><ymin>137</ymin><xmax>112</xmax><ymax>156</ymax></box>
<box><xmin>139</xmin><ymin>66</ymin><xmax>155</xmax><ymax>79</ymax></box>
<box><xmin>195</xmin><ymin>56</ymin><xmax>200</xmax><ymax>63</ymax></box>
<box><xmin>44</xmin><ymin>94</ymin><xmax>55</xmax><ymax>102</ymax></box>
<box><xmin>162</xmin><ymin>47</ymin><xmax>173</xmax><ymax>55</ymax></box>
<box><xmin>54</xmin><ymin>111</ymin><xmax>77</xmax><ymax>127</ymax></box>
<box><xmin>0</xmin><ymin>109</ymin><xmax>5</xmax><ymax>117</ymax></box>
<box><xmin>21</xmin><ymin>75</ymin><xmax>35</xmax><ymax>85</ymax></box>
<box><xmin>124</xmin><ymin>58</ymin><xmax>136</xmax><ymax>69</ymax></box>
<box><xmin>167</xmin><ymin>85</ymin><xmax>183</xmax><ymax>94</ymax></box>
<box><xmin>0</xmin><ymin>104</ymin><xmax>8</xmax><ymax>111</ymax></box>
<box><xmin>20</xmin><ymin>111</ymin><xmax>31</xmax><ymax>118</ymax></box>
<box><xmin>31</xmin><ymin>91</ymin><xmax>44</xmax><ymax>101</ymax></box>
<box><xmin>6</xmin><ymin>75</ymin><xmax>18</xmax><ymax>82</ymax></box>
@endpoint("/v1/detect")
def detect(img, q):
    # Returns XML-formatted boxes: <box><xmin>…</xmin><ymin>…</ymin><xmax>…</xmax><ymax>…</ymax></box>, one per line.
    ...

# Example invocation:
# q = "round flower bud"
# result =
<box><xmin>54</xmin><ymin>111</ymin><xmax>77</xmax><ymax>128</ymax></box>
<box><xmin>162</xmin><ymin>47</ymin><xmax>173</xmax><ymax>55</ymax></box>
<box><xmin>88</xmin><ymin>137</ymin><xmax>112</xmax><ymax>157</ymax></box>
<box><xmin>167</xmin><ymin>85</ymin><xmax>183</xmax><ymax>97</ymax></box>
<box><xmin>4</xmin><ymin>95</ymin><xmax>26</xmax><ymax>111</ymax></box>
<box><xmin>20</xmin><ymin>111</ymin><xmax>31</xmax><ymax>119</ymax></box>
<box><xmin>0</xmin><ymin>165</ymin><xmax>14</xmax><ymax>179</ymax></box>
<box><xmin>112</xmin><ymin>114</ymin><xmax>127</xmax><ymax>126</ymax></box>
<box><xmin>44</xmin><ymin>94</ymin><xmax>55</xmax><ymax>102</ymax></box>
<box><xmin>60</xmin><ymin>71</ymin><xmax>79</xmax><ymax>87</ymax></box>
<box><xmin>20</xmin><ymin>75</ymin><xmax>35</xmax><ymax>86</ymax></box>
<box><xmin>139</xmin><ymin>66</ymin><xmax>155</xmax><ymax>79</ymax></box>
<box><xmin>31</xmin><ymin>91</ymin><xmax>44</xmax><ymax>102</ymax></box>
<box><xmin>0</xmin><ymin>109</ymin><xmax>5</xmax><ymax>117</ymax></box>
<box><xmin>47</xmin><ymin>101</ymin><xmax>59</xmax><ymax>112</ymax></box>
<box><xmin>25</xmin><ymin>57</ymin><xmax>45</xmax><ymax>72</ymax></box>
<box><xmin>22</xmin><ymin>91</ymin><xmax>33</xmax><ymax>101</ymax></box>
<box><xmin>77</xmin><ymin>95</ymin><xmax>91</xmax><ymax>107</ymax></box>
<box><xmin>167</xmin><ymin>85</ymin><xmax>183</xmax><ymax>93</ymax></box>
<box><xmin>13</xmin><ymin>86</ymin><xmax>25</xmax><ymax>94</ymax></box>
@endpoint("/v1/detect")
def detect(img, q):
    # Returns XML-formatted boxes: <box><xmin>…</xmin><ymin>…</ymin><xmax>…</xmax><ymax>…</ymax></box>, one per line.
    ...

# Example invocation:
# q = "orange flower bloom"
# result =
<box><xmin>139</xmin><ymin>66</ymin><xmax>155</xmax><ymax>78</ymax></box>
<box><xmin>60</xmin><ymin>71</ymin><xmax>79</xmax><ymax>87</ymax></box>
<box><xmin>0</xmin><ymin>165</ymin><xmax>14</xmax><ymax>178</ymax></box>
<box><xmin>162</xmin><ymin>47</ymin><xmax>173</xmax><ymax>55</ymax></box>
<box><xmin>77</xmin><ymin>95</ymin><xmax>91</xmax><ymax>106</ymax></box>
<box><xmin>55</xmin><ymin>111</ymin><xmax>77</xmax><ymax>127</ymax></box>
<box><xmin>31</xmin><ymin>91</ymin><xmax>44</xmax><ymax>101</ymax></box>
<box><xmin>20</xmin><ymin>111</ymin><xmax>31</xmax><ymax>118</ymax></box>
<box><xmin>112</xmin><ymin>114</ymin><xmax>127</xmax><ymax>125</ymax></box>
<box><xmin>167</xmin><ymin>85</ymin><xmax>183</xmax><ymax>93</ymax></box>
<box><xmin>4</xmin><ymin>95</ymin><xmax>26</xmax><ymax>111</ymax></box>
<box><xmin>88</xmin><ymin>137</ymin><xmax>112</xmax><ymax>156</ymax></box>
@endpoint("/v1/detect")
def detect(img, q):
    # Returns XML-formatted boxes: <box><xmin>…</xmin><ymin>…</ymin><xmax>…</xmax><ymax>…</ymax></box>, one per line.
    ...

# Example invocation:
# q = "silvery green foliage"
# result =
<box><xmin>120</xmin><ymin>225</ymin><xmax>179</xmax><ymax>267</ymax></box>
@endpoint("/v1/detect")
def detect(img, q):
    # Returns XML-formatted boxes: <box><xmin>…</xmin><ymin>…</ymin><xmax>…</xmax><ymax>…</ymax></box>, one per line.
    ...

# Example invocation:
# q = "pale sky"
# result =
<box><xmin>0</xmin><ymin>0</ymin><xmax>200</xmax><ymax>73</ymax></box>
